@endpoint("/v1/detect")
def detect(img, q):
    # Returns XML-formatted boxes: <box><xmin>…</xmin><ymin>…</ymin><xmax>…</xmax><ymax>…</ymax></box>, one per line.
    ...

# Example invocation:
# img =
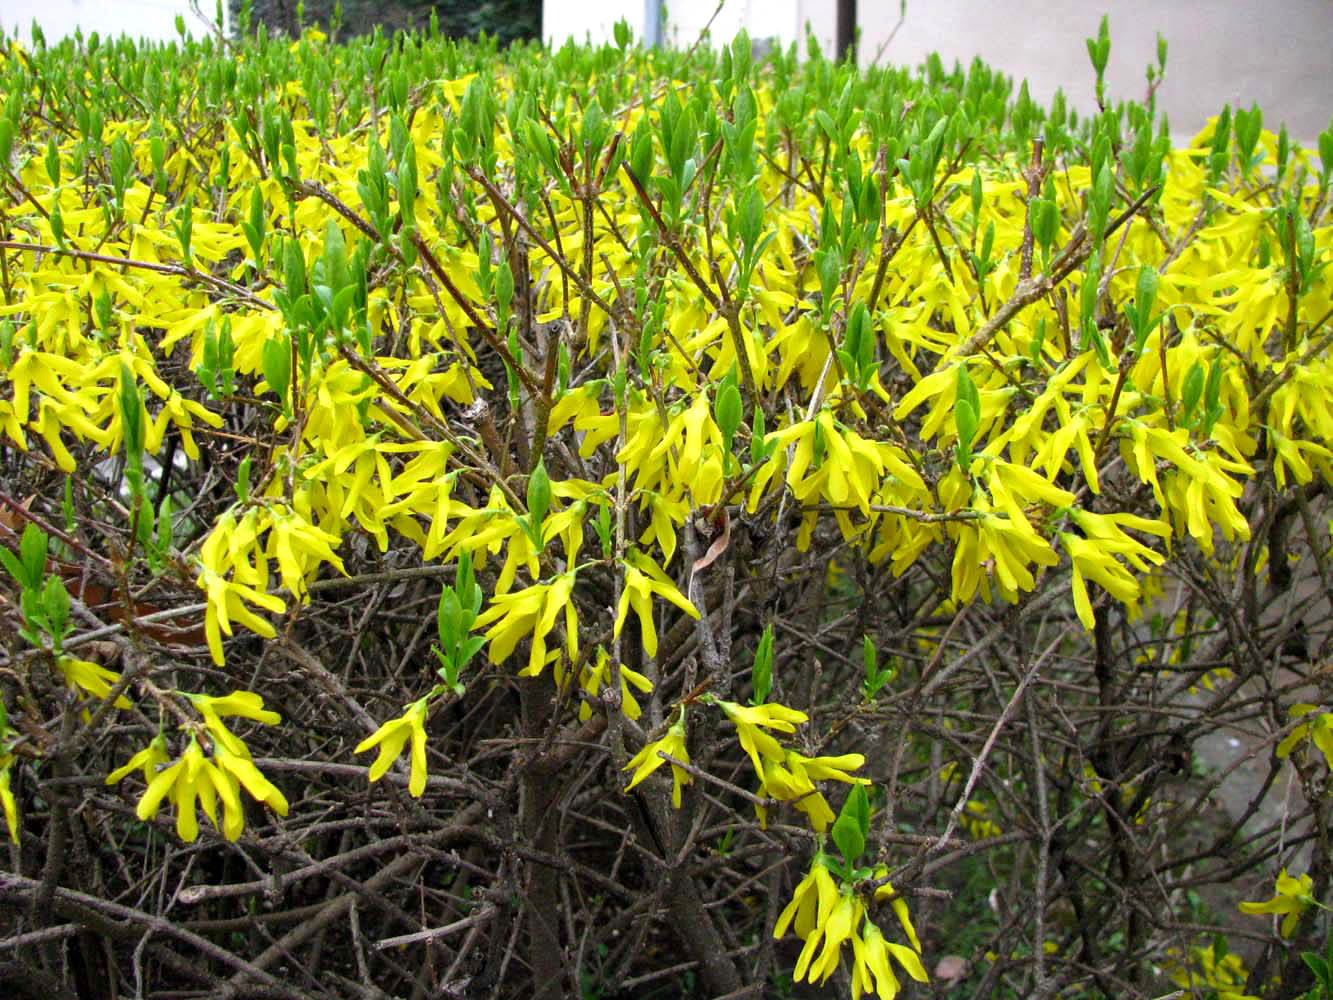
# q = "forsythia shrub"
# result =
<box><xmin>0</xmin><ymin>8</ymin><xmax>1330</xmax><ymax>998</ymax></box>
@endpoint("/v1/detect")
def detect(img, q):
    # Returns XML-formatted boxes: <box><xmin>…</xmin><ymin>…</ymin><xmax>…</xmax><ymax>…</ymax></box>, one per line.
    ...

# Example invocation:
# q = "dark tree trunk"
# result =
<box><xmin>836</xmin><ymin>0</ymin><xmax>857</xmax><ymax>63</ymax></box>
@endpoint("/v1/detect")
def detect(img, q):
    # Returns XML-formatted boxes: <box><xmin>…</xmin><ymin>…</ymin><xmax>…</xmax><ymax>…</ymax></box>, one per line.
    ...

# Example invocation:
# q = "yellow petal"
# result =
<box><xmin>136</xmin><ymin>760</ymin><xmax>184</xmax><ymax>821</ymax></box>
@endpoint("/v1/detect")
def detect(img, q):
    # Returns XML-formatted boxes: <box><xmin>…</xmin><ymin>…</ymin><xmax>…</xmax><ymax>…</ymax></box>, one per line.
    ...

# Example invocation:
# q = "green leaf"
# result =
<box><xmin>629</xmin><ymin>116</ymin><xmax>654</xmax><ymax>183</ymax></box>
<box><xmin>738</xmin><ymin>187</ymin><xmax>764</xmax><ymax>254</ymax></box>
<box><xmin>1030</xmin><ymin>198</ymin><xmax>1058</xmax><ymax>255</ymax></box>
<box><xmin>750</xmin><ymin>407</ymin><xmax>770</xmax><ymax>466</ymax></box>
<box><xmin>751</xmin><ymin>623</ymin><xmax>774</xmax><ymax>705</ymax></box>
<box><xmin>581</xmin><ymin>100</ymin><xmax>607</xmax><ymax>159</ymax></box>
<box><xmin>595</xmin><ymin>502</ymin><xmax>612</xmax><ymax>557</ymax></box>
<box><xmin>954</xmin><ymin>397</ymin><xmax>978</xmax><ymax>465</ymax></box>
<box><xmin>21</xmin><ymin>522</ymin><xmax>50</xmax><ymax>590</ymax></box>
<box><xmin>134</xmin><ymin>496</ymin><xmax>154</xmax><ymax>559</ymax></box>
<box><xmin>831</xmin><ymin>783</ymin><xmax>870</xmax><ymax>867</ymax></box>
<box><xmin>42</xmin><ymin>574</ymin><xmax>71</xmax><ymax>649</ymax></box>
<box><xmin>715</xmin><ymin>381</ymin><xmax>742</xmax><ymax>450</ymax></box>
<box><xmin>668</xmin><ymin>106</ymin><xmax>695</xmax><ymax>179</ymax></box>
<box><xmin>845</xmin><ymin>301</ymin><xmax>874</xmax><ymax>382</ymax></box>
<box><xmin>457</xmin><ymin>636</ymin><xmax>486</xmax><ymax>671</ymax></box>
<box><xmin>1131</xmin><ymin>265</ymin><xmax>1159</xmax><ymax>352</ymax></box>
<box><xmin>495</xmin><ymin>259</ymin><xmax>515</xmax><ymax>315</ymax></box>
<box><xmin>815</xmin><ymin>248</ymin><xmax>841</xmax><ymax>307</ymax></box>
<box><xmin>0</xmin><ymin>547</ymin><xmax>29</xmax><ymax>595</ymax></box>
<box><xmin>1180</xmin><ymin>360</ymin><xmax>1204</xmax><ymax>425</ymax></box>
<box><xmin>978</xmin><ymin>220</ymin><xmax>995</xmax><ymax>278</ymax></box>
<box><xmin>526</xmin><ymin>458</ymin><xmax>551</xmax><ymax>544</ymax></box>
<box><xmin>613</xmin><ymin>18</ymin><xmax>631</xmax><ymax>50</ymax></box>
<box><xmin>1134</xmin><ymin>265</ymin><xmax>1158</xmax><ymax>325</ymax></box>
<box><xmin>1086</xmin><ymin>15</ymin><xmax>1110</xmax><ymax>75</ymax></box>
<box><xmin>45</xmin><ymin>135</ymin><xmax>61</xmax><ymax>187</ymax></box>
<box><xmin>397</xmin><ymin>143</ymin><xmax>418</xmax><ymax>223</ymax></box>
<box><xmin>283</xmin><ymin>237</ymin><xmax>307</xmax><ymax>299</ymax></box>
<box><xmin>200</xmin><ymin>321</ymin><xmax>219</xmax><ymax>397</ymax></box>
<box><xmin>437</xmin><ymin>587</ymin><xmax>462</xmax><ymax>650</ymax></box>
<box><xmin>262</xmin><ymin>334</ymin><xmax>292</xmax><ymax>414</ymax></box>
<box><xmin>175</xmin><ymin>193</ymin><xmax>194</xmax><ymax>265</ymax></box>
<box><xmin>956</xmin><ymin>363</ymin><xmax>981</xmax><ymax>424</ymax></box>
<box><xmin>248</xmin><ymin>186</ymin><xmax>266</xmax><ymax>257</ymax></box>
<box><xmin>118</xmin><ymin>363</ymin><xmax>145</xmax><ymax>459</ymax></box>
<box><xmin>1303</xmin><ymin>953</ymin><xmax>1330</xmax><ymax>987</ymax></box>
<box><xmin>156</xmin><ymin>493</ymin><xmax>173</xmax><ymax>560</ymax></box>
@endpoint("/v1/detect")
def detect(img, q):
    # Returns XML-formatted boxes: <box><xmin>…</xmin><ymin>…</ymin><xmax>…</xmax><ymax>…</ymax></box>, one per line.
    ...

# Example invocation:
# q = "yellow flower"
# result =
<box><xmin>196</xmin><ymin>563</ymin><xmax>286</xmax><ymax>666</ymax></box>
<box><xmin>106</xmin><ymin>734</ymin><xmax>171</xmax><ymax>786</ymax></box>
<box><xmin>851</xmin><ymin>920</ymin><xmax>901</xmax><ymax>1000</ymax></box>
<box><xmin>613</xmin><ymin>551</ymin><xmax>700</xmax><ymax>658</ymax></box>
<box><xmin>355</xmin><ymin>697</ymin><xmax>430</xmax><ymax>797</ymax></box>
<box><xmin>134</xmin><ymin>737</ymin><xmax>213</xmax><ymax>841</ymax></box>
<box><xmin>1166</xmin><ymin>943</ymin><xmax>1260</xmax><ymax>1000</ymax></box>
<box><xmin>115</xmin><ymin>719</ymin><xmax>286</xmax><ymax>841</ymax></box>
<box><xmin>773</xmin><ymin>854</ymin><xmax>839</xmax><ymax>941</ymax></box>
<box><xmin>0</xmin><ymin>754</ymin><xmax>19</xmax><ymax>843</ymax></box>
<box><xmin>872</xmin><ymin>870</ymin><xmax>923</xmax><ymax>953</ymax></box>
<box><xmin>864</xmin><ymin>914</ymin><xmax>930</xmax><ymax>991</ymax></box>
<box><xmin>267</xmin><ymin>505</ymin><xmax>347</xmax><ymax>600</ymax></box>
<box><xmin>1060</xmin><ymin>532</ymin><xmax>1145</xmax><ymax>630</ymax></box>
<box><xmin>472</xmin><ymin>573</ymin><xmax>577</xmax><ymax>677</ymax></box>
<box><xmin>797</xmin><ymin>889</ymin><xmax>862</xmax><ymax>985</ymax></box>
<box><xmin>212</xmin><ymin>740</ymin><xmax>288</xmax><ymax>827</ymax></box>
<box><xmin>716</xmin><ymin>699</ymin><xmax>807</xmax><ymax>781</ymax></box>
<box><xmin>188</xmin><ymin>689</ymin><xmax>282</xmax><ymax>726</ymax></box>
<box><xmin>623</xmin><ymin>714</ymin><xmax>691</xmax><ymax>808</ymax></box>
<box><xmin>756</xmin><ymin>750</ymin><xmax>869</xmax><ymax>832</ymax></box>
<box><xmin>1276</xmin><ymin>704</ymin><xmax>1333</xmax><ymax>768</ymax></box>
<box><xmin>787</xmin><ymin>750</ymin><xmax>869</xmax><ymax>785</ymax></box>
<box><xmin>56</xmin><ymin>655</ymin><xmax>133</xmax><ymax>708</ymax></box>
<box><xmin>758</xmin><ymin>756</ymin><xmax>834</xmax><ymax>831</ymax></box>
<box><xmin>1238</xmin><ymin>868</ymin><xmax>1315</xmax><ymax>937</ymax></box>
<box><xmin>578</xmin><ymin>648</ymin><xmax>653</xmax><ymax>721</ymax></box>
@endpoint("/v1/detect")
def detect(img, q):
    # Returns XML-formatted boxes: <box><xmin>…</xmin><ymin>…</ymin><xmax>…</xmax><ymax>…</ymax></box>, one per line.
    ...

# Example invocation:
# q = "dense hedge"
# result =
<box><xmin>0</xmin><ymin>14</ymin><xmax>1332</xmax><ymax>1000</ymax></box>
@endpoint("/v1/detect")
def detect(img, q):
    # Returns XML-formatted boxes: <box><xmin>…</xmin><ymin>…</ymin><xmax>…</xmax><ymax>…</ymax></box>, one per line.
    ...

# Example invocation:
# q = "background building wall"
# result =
<box><xmin>857</xmin><ymin>0</ymin><xmax>1332</xmax><ymax>145</ymax></box>
<box><xmin>2</xmin><ymin>0</ymin><xmax>220</xmax><ymax>45</ymax></box>
<box><xmin>543</xmin><ymin>0</ymin><xmax>833</xmax><ymax>57</ymax></box>
<box><xmin>545</xmin><ymin>0</ymin><xmax>1332</xmax><ymax>146</ymax></box>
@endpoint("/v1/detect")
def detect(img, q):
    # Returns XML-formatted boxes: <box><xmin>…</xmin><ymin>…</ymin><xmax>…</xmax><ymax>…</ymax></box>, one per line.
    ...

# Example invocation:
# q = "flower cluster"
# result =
<box><xmin>774</xmin><ymin>855</ymin><xmax>928</xmax><ymax>999</ymax></box>
<box><xmin>624</xmin><ymin>712</ymin><xmax>692</xmax><ymax>808</ymax></box>
<box><xmin>1276</xmin><ymin>704</ymin><xmax>1333</xmax><ymax>768</ymax></box>
<box><xmin>1238</xmin><ymin>868</ymin><xmax>1316</xmax><ymax>938</ymax></box>
<box><xmin>1165</xmin><ymin>941</ymin><xmax>1260</xmax><ymax>1000</ymax></box>
<box><xmin>106</xmin><ymin>690</ymin><xmax>288</xmax><ymax>841</ymax></box>
<box><xmin>354</xmin><ymin>696</ymin><xmax>430</xmax><ymax>797</ymax></box>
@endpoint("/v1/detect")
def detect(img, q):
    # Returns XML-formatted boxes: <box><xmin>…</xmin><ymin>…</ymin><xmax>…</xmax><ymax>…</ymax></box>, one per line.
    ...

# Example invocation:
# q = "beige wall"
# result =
<box><xmin>854</xmin><ymin>0</ymin><xmax>1333</xmax><ymax>146</ymax></box>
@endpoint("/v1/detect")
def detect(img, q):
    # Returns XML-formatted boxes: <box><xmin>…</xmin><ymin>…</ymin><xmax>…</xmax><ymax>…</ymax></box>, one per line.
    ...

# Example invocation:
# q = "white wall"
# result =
<box><xmin>543</xmin><ymin>0</ymin><xmax>835</xmax><ymax>56</ymax></box>
<box><xmin>543</xmin><ymin>0</ymin><xmax>1330</xmax><ymax>146</ymax></box>
<box><xmin>541</xmin><ymin>0</ymin><xmax>641</xmax><ymax>49</ymax></box>
<box><xmin>858</xmin><ymin>0</ymin><xmax>1332</xmax><ymax>145</ymax></box>
<box><xmin>3</xmin><ymin>0</ymin><xmax>224</xmax><ymax>45</ymax></box>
